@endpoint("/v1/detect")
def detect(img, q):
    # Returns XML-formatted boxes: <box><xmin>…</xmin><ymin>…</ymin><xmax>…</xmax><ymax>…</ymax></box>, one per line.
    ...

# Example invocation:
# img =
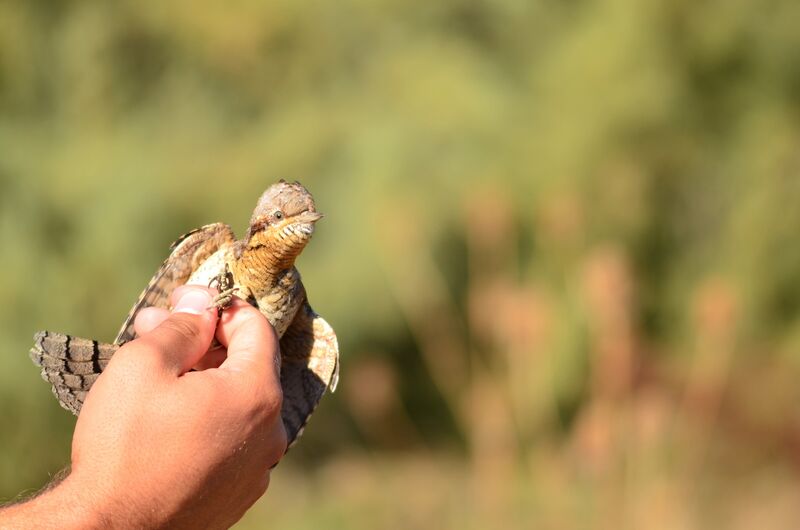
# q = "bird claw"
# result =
<box><xmin>209</xmin><ymin>287</ymin><xmax>238</xmax><ymax>311</ymax></box>
<box><xmin>207</xmin><ymin>267</ymin><xmax>238</xmax><ymax>314</ymax></box>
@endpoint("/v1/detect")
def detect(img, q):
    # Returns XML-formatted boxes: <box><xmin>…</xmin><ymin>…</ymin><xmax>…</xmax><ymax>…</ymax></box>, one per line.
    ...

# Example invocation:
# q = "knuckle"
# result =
<box><xmin>237</xmin><ymin>380</ymin><xmax>284</xmax><ymax>432</ymax></box>
<box><xmin>267</xmin><ymin>426</ymin><xmax>289</xmax><ymax>468</ymax></box>
<box><xmin>275</xmin><ymin>424</ymin><xmax>288</xmax><ymax>456</ymax></box>
<box><xmin>260</xmin><ymin>384</ymin><xmax>283</xmax><ymax>419</ymax></box>
<box><xmin>237</xmin><ymin>371</ymin><xmax>283</xmax><ymax>414</ymax></box>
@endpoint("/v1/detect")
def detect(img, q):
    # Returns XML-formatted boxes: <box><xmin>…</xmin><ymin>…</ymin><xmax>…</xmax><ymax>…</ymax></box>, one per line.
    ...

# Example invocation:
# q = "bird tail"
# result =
<box><xmin>29</xmin><ymin>331</ymin><xmax>118</xmax><ymax>415</ymax></box>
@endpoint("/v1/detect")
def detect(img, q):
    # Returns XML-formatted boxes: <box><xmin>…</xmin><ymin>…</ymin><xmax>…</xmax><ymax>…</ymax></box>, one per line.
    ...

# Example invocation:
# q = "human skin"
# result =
<box><xmin>0</xmin><ymin>286</ymin><xmax>288</xmax><ymax>529</ymax></box>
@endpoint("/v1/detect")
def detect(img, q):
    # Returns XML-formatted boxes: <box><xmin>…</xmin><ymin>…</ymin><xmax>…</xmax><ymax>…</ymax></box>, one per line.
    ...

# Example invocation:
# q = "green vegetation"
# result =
<box><xmin>2</xmin><ymin>0</ymin><xmax>800</xmax><ymax>527</ymax></box>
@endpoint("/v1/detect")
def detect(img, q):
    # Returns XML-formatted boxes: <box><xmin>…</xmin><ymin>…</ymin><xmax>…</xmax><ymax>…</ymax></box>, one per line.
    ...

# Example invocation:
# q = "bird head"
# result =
<box><xmin>243</xmin><ymin>180</ymin><xmax>323</xmax><ymax>266</ymax></box>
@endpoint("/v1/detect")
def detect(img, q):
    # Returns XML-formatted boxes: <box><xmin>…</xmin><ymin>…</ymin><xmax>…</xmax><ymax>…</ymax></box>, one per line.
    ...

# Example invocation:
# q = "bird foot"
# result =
<box><xmin>207</xmin><ymin>266</ymin><xmax>238</xmax><ymax>314</ymax></box>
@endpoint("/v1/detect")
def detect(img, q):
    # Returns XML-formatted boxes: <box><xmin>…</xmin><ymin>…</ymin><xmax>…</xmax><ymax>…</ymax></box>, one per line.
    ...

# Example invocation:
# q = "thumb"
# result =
<box><xmin>215</xmin><ymin>298</ymin><xmax>281</xmax><ymax>392</ymax></box>
<box><xmin>139</xmin><ymin>286</ymin><xmax>219</xmax><ymax>375</ymax></box>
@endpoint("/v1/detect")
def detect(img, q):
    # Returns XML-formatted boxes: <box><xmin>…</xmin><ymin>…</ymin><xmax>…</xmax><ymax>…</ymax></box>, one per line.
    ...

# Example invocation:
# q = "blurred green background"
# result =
<box><xmin>2</xmin><ymin>0</ymin><xmax>800</xmax><ymax>528</ymax></box>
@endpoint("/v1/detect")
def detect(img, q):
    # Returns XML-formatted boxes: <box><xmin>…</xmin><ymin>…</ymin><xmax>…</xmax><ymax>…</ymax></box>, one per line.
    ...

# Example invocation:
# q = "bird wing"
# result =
<box><xmin>30</xmin><ymin>222</ymin><xmax>236</xmax><ymax>416</ymax></box>
<box><xmin>279</xmin><ymin>298</ymin><xmax>339</xmax><ymax>447</ymax></box>
<box><xmin>115</xmin><ymin>223</ymin><xmax>236</xmax><ymax>344</ymax></box>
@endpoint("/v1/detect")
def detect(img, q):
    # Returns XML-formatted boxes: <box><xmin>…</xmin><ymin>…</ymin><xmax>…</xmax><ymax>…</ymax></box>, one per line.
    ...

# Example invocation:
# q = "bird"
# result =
<box><xmin>29</xmin><ymin>179</ymin><xmax>339</xmax><ymax>447</ymax></box>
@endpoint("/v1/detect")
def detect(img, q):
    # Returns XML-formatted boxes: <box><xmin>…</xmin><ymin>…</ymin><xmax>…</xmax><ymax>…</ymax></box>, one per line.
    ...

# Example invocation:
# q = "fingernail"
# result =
<box><xmin>173</xmin><ymin>289</ymin><xmax>213</xmax><ymax>315</ymax></box>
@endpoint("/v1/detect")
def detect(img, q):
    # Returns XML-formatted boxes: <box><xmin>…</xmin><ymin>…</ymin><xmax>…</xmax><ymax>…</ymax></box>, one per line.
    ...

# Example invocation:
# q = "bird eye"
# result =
<box><xmin>274</xmin><ymin>210</ymin><xmax>284</xmax><ymax>220</ymax></box>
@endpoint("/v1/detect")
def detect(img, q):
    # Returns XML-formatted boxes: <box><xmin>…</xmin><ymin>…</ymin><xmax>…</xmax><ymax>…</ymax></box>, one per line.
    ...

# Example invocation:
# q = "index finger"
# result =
<box><xmin>215</xmin><ymin>298</ymin><xmax>281</xmax><ymax>390</ymax></box>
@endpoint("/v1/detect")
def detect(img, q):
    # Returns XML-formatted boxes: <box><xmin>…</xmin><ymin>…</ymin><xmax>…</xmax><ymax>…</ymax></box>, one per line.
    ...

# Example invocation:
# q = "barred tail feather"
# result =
<box><xmin>30</xmin><ymin>331</ymin><xmax>118</xmax><ymax>415</ymax></box>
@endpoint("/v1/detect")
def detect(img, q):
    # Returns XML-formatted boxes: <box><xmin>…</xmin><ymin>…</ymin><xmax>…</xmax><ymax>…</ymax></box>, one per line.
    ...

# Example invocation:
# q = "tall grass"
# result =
<box><xmin>2</xmin><ymin>0</ymin><xmax>800</xmax><ymax>527</ymax></box>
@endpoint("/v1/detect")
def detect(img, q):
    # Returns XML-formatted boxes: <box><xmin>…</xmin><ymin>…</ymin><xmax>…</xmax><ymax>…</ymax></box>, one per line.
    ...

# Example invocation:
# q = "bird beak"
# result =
<box><xmin>299</xmin><ymin>211</ymin><xmax>324</xmax><ymax>223</ymax></box>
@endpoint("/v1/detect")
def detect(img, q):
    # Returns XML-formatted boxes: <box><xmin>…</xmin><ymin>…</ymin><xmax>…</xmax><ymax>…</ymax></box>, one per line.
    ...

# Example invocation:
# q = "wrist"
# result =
<box><xmin>51</xmin><ymin>473</ymin><xmax>116</xmax><ymax>529</ymax></box>
<box><xmin>61</xmin><ymin>468</ymin><xmax>165</xmax><ymax>529</ymax></box>
<box><xmin>0</xmin><ymin>473</ymin><xmax>108</xmax><ymax>529</ymax></box>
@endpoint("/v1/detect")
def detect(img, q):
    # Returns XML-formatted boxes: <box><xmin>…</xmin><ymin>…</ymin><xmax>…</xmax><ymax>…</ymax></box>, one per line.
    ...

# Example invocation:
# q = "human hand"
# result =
<box><xmin>41</xmin><ymin>285</ymin><xmax>286</xmax><ymax>529</ymax></box>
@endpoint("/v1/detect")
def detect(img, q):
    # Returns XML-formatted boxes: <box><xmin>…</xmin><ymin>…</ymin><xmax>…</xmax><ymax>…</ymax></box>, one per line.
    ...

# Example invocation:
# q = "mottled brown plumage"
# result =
<box><xmin>30</xmin><ymin>180</ymin><xmax>339</xmax><ymax>447</ymax></box>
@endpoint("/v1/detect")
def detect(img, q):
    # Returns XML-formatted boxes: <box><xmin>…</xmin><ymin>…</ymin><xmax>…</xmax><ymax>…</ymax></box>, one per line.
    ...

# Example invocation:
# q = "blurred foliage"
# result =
<box><xmin>2</xmin><ymin>0</ymin><xmax>800</xmax><ymax>527</ymax></box>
